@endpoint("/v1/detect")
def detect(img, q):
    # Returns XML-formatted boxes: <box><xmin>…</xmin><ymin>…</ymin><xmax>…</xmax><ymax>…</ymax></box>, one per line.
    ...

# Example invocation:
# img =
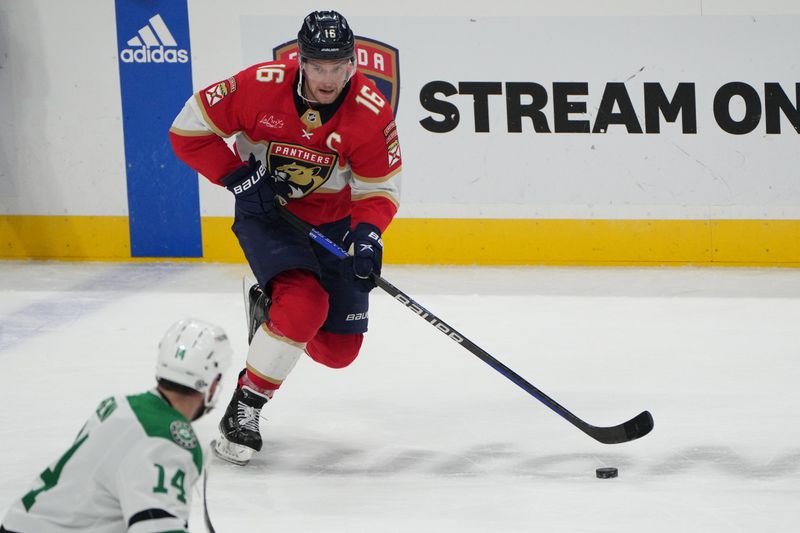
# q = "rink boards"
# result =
<box><xmin>2</xmin><ymin>215</ymin><xmax>799</xmax><ymax>265</ymax></box>
<box><xmin>1</xmin><ymin>4</ymin><xmax>798</xmax><ymax>265</ymax></box>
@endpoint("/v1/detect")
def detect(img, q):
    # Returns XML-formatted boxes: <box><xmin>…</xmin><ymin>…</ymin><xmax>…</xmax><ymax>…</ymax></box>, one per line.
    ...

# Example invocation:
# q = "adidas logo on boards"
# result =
<box><xmin>119</xmin><ymin>14</ymin><xmax>189</xmax><ymax>64</ymax></box>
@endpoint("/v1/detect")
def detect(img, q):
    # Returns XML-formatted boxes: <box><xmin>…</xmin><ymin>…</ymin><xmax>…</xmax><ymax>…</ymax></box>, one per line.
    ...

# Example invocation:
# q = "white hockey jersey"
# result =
<box><xmin>2</xmin><ymin>391</ymin><xmax>202</xmax><ymax>533</ymax></box>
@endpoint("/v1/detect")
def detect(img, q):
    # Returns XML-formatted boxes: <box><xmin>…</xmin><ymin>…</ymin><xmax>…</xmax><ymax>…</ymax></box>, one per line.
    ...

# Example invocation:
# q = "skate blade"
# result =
<box><xmin>211</xmin><ymin>437</ymin><xmax>255</xmax><ymax>466</ymax></box>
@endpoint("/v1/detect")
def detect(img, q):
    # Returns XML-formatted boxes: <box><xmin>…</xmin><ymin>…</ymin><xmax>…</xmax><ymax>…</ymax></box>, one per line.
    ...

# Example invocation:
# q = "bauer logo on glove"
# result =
<box><xmin>220</xmin><ymin>154</ymin><xmax>267</xmax><ymax>197</ymax></box>
<box><xmin>220</xmin><ymin>154</ymin><xmax>283</xmax><ymax>215</ymax></box>
<box><xmin>231</xmin><ymin>162</ymin><xmax>266</xmax><ymax>195</ymax></box>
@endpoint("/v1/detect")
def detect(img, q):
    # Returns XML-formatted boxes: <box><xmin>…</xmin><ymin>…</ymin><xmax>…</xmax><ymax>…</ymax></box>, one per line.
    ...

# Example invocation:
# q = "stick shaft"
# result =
<box><xmin>276</xmin><ymin>206</ymin><xmax>653</xmax><ymax>444</ymax></box>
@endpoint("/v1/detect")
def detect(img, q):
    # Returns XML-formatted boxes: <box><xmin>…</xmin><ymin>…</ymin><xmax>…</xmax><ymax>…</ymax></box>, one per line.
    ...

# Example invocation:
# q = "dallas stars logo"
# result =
<box><xmin>169</xmin><ymin>421</ymin><xmax>198</xmax><ymax>450</ymax></box>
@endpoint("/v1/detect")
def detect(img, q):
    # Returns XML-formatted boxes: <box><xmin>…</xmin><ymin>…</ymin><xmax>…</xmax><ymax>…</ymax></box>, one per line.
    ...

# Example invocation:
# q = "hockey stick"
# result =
<box><xmin>276</xmin><ymin>206</ymin><xmax>653</xmax><ymax>444</ymax></box>
<box><xmin>202</xmin><ymin>467</ymin><xmax>217</xmax><ymax>533</ymax></box>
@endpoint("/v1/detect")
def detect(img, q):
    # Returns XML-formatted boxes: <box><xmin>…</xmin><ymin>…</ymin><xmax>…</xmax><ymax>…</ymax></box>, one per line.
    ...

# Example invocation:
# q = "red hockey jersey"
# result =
<box><xmin>169</xmin><ymin>60</ymin><xmax>401</xmax><ymax>231</ymax></box>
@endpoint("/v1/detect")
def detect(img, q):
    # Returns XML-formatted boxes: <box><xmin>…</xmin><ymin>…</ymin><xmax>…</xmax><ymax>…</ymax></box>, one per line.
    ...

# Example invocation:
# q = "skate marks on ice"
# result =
<box><xmin>217</xmin><ymin>438</ymin><xmax>800</xmax><ymax>480</ymax></box>
<box><xmin>647</xmin><ymin>446</ymin><xmax>800</xmax><ymax>478</ymax></box>
<box><xmin>0</xmin><ymin>263</ymin><xmax>190</xmax><ymax>352</ymax></box>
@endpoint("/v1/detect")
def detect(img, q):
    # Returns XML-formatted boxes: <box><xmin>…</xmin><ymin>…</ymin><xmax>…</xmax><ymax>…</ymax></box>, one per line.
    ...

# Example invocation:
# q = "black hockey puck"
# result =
<box><xmin>596</xmin><ymin>467</ymin><xmax>618</xmax><ymax>479</ymax></box>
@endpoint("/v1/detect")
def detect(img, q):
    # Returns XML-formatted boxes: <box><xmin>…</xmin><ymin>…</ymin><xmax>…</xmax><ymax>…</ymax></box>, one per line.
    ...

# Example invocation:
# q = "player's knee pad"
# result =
<box><xmin>306</xmin><ymin>331</ymin><xmax>364</xmax><ymax>369</ymax></box>
<box><xmin>245</xmin><ymin>323</ymin><xmax>305</xmax><ymax>391</ymax></box>
<box><xmin>269</xmin><ymin>269</ymin><xmax>329</xmax><ymax>343</ymax></box>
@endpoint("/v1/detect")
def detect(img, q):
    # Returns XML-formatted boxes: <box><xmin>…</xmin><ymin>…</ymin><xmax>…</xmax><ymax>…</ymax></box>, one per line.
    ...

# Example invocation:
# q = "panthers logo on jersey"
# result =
<box><xmin>267</xmin><ymin>142</ymin><xmax>337</xmax><ymax>198</ymax></box>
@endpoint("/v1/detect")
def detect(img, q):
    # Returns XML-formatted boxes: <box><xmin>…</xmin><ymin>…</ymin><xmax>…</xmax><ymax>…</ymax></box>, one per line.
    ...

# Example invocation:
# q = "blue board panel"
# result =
<box><xmin>115</xmin><ymin>0</ymin><xmax>201</xmax><ymax>257</ymax></box>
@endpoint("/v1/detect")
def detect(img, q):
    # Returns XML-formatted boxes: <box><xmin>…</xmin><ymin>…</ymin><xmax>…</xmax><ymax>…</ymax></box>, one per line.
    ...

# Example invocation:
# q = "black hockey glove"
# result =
<box><xmin>342</xmin><ymin>223</ymin><xmax>383</xmax><ymax>292</ymax></box>
<box><xmin>220</xmin><ymin>154</ymin><xmax>293</xmax><ymax>214</ymax></box>
<box><xmin>220</xmin><ymin>154</ymin><xmax>271</xmax><ymax>214</ymax></box>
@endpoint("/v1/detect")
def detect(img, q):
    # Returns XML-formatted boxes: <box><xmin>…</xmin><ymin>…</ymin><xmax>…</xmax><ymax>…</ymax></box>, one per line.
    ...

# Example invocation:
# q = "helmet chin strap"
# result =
<box><xmin>296</xmin><ymin>66</ymin><xmax>319</xmax><ymax>106</ymax></box>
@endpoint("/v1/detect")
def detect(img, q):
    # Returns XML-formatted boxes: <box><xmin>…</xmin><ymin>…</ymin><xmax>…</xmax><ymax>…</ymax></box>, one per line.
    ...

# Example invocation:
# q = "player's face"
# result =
<box><xmin>302</xmin><ymin>58</ymin><xmax>354</xmax><ymax>104</ymax></box>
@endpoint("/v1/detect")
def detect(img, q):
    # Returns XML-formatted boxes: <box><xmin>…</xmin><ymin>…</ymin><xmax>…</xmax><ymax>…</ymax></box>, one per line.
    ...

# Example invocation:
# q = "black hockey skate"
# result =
<box><xmin>247</xmin><ymin>283</ymin><xmax>271</xmax><ymax>344</ymax></box>
<box><xmin>213</xmin><ymin>380</ymin><xmax>270</xmax><ymax>466</ymax></box>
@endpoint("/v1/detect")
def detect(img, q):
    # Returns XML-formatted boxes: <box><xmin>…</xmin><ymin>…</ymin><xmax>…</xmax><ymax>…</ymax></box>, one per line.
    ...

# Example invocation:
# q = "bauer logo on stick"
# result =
<box><xmin>394</xmin><ymin>293</ymin><xmax>465</xmax><ymax>344</ymax></box>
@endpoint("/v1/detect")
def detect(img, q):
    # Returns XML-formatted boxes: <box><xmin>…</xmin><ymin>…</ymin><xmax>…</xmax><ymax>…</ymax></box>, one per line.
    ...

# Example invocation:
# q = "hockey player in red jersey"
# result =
<box><xmin>169</xmin><ymin>10</ymin><xmax>401</xmax><ymax>465</ymax></box>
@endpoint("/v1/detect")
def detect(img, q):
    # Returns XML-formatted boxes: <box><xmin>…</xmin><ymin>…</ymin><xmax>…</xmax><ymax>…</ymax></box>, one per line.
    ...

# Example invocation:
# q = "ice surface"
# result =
<box><xmin>1</xmin><ymin>261</ymin><xmax>798</xmax><ymax>532</ymax></box>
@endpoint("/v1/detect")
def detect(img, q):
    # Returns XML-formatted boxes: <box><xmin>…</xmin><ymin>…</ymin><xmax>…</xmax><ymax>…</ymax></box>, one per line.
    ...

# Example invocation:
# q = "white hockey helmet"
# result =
<box><xmin>157</xmin><ymin>318</ymin><xmax>233</xmax><ymax>412</ymax></box>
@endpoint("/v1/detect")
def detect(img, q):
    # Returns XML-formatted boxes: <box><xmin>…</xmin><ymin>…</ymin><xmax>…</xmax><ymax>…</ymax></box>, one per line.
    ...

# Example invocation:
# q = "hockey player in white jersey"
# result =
<box><xmin>1</xmin><ymin>318</ymin><xmax>233</xmax><ymax>533</ymax></box>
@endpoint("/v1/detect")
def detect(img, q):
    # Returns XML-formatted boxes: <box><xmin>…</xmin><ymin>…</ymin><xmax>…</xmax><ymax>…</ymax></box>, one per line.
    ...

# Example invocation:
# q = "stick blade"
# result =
<box><xmin>622</xmin><ymin>410</ymin><xmax>654</xmax><ymax>441</ymax></box>
<box><xmin>586</xmin><ymin>410</ymin><xmax>654</xmax><ymax>444</ymax></box>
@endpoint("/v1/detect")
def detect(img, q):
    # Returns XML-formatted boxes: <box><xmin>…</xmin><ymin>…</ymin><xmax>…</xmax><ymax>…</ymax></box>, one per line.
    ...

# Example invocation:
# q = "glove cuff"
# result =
<box><xmin>219</xmin><ymin>164</ymin><xmax>250</xmax><ymax>187</ymax></box>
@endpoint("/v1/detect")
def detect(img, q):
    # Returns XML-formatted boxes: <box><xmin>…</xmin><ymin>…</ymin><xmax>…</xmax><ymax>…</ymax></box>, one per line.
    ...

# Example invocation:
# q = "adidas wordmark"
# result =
<box><xmin>120</xmin><ymin>14</ymin><xmax>189</xmax><ymax>64</ymax></box>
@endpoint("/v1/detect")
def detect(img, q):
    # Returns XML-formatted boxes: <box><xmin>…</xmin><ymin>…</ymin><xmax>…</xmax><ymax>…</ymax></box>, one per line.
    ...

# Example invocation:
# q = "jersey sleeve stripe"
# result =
<box><xmin>168</xmin><ymin>127</ymin><xmax>218</xmax><ymax>137</ymax></box>
<box><xmin>192</xmin><ymin>93</ymin><xmax>234</xmax><ymax>138</ymax></box>
<box><xmin>131</xmin><ymin>529</ymin><xmax>186</xmax><ymax>533</ymax></box>
<box><xmin>128</xmin><ymin>517</ymin><xmax>188</xmax><ymax>533</ymax></box>
<box><xmin>350</xmin><ymin>165</ymin><xmax>401</xmax><ymax>208</ymax></box>
<box><xmin>351</xmin><ymin>190</ymin><xmax>400</xmax><ymax>208</ymax></box>
<box><xmin>170</xmin><ymin>98</ymin><xmax>214</xmax><ymax>135</ymax></box>
<box><xmin>351</xmin><ymin>166</ymin><xmax>401</xmax><ymax>184</ymax></box>
<box><xmin>128</xmin><ymin>508</ymin><xmax>178</xmax><ymax>527</ymax></box>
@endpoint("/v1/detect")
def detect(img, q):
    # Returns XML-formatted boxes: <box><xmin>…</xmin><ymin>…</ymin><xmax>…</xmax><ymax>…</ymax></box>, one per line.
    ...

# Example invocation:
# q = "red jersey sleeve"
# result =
<box><xmin>347</xmin><ymin>79</ymin><xmax>402</xmax><ymax>232</ymax></box>
<box><xmin>169</xmin><ymin>68</ymin><xmax>259</xmax><ymax>183</ymax></box>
